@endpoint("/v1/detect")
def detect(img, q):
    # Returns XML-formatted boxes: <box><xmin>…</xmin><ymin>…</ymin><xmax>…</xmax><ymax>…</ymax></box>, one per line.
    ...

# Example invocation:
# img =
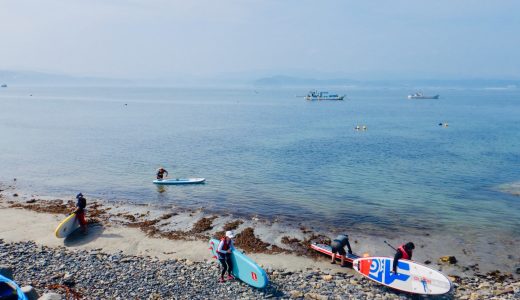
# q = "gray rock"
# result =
<box><xmin>21</xmin><ymin>285</ymin><xmax>39</xmax><ymax>300</ymax></box>
<box><xmin>38</xmin><ymin>293</ymin><xmax>63</xmax><ymax>300</ymax></box>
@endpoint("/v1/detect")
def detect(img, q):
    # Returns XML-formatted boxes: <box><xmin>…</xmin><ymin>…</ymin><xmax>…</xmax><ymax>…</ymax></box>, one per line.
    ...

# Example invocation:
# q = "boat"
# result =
<box><xmin>1</xmin><ymin>84</ymin><xmax>7</xmax><ymax>88</ymax></box>
<box><xmin>407</xmin><ymin>92</ymin><xmax>439</xmax><ymax>99</ymax></box>
<box><xmin>305</xmin><ymin>90</ymin><xmax>345</xmax><ymax>101</ymax></box>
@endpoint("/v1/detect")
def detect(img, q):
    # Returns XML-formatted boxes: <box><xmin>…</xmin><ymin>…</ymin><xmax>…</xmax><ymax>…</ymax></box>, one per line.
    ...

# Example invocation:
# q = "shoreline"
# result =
<box><xmin>1</xmin><ymin>185</ymin><xmax>520</xmax><ymax>298</ymax></box>
<box><xmin>1</xmin><ymin>184</ymin><xmax>519</xmax><ymax>277</ymax></box>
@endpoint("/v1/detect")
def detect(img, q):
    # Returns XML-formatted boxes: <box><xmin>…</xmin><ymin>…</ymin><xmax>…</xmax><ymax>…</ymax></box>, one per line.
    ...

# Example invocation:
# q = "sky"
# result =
<box><xmin>1</xmin><ymin>0</ymin><xmax>519</xmax><ymax>80</ymax></box>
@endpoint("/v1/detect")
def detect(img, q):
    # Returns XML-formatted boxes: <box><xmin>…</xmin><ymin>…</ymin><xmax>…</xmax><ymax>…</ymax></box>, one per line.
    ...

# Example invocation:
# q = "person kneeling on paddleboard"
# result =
<box><xmin>330</xmin><ymin>233</ymin><xmax>353</xmax><ymax>267</ymax></box>
<box><xmin>392</xmin><ymin>242</ymin><xmax>415</xmax><ymax>274</ymax></box>
<box><xmin>74</xmin><ymin>193</ymin><xmax>88</xmax><ymax>234</ymax></box>
<box><xmin>217</xmin><ymin>231</ymin><xmax>236</xmax><ymax>283</ymax></box>
<box><xmin>156</xmin><ymin>167</ymin><xmax>169</xmax><ymax>180</ymax></box>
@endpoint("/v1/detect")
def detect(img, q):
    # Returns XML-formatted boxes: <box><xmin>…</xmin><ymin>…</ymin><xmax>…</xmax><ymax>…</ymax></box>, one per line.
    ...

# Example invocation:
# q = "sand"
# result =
<box><xmin>0</xmin><ymin>206</ymin><xmax>338</xmax><ymax>273</ymax></box>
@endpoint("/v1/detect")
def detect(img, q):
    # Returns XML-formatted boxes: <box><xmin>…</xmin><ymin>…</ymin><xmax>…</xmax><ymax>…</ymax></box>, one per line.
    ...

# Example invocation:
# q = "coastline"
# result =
<box><xmin>1</xmin><ymin>184</ymin><xmax>519</xmax><ymax>299</ymax></box>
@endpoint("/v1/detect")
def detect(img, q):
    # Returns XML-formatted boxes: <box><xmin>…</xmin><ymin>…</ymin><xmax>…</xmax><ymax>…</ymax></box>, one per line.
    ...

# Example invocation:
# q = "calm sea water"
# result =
<box><xmin>1</xmin><ymin>86</ymin><xmax>519</xmax><ymax>237</ymax></box>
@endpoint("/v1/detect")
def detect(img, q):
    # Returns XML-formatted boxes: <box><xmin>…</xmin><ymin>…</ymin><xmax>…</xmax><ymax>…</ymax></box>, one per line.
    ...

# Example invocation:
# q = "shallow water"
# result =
<box><xmin>1</xmin><ymin>86</ymin><xmax>519</xmax><ymax>239</ymax></box>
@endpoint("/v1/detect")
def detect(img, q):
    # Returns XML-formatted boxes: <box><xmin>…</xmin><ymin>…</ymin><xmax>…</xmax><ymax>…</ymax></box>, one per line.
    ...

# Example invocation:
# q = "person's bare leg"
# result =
<box><xmin>331</xmin><ymin>253</ymin><xmax>336</xmax><ymax>264</ymax></box>
<box><xmin>341</xmin><ymin>256</ymin><xmax>346</xmax><ymax>267</ymax></box>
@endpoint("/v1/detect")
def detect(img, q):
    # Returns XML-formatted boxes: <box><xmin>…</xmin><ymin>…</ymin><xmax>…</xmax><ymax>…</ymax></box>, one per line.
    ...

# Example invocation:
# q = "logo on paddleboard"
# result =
<box><xmin>251</xmin><ymin>272</ymin><xmax>257</xmax><ymax>281</ymax></box>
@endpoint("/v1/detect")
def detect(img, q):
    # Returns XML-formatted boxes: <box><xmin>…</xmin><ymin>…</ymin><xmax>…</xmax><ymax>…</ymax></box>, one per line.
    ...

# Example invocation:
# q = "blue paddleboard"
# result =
<box><xmin>153</xmin><ymin>178</ymin><xmax>205</xmax><ymax>185</ymax></box>
<box><xmin>209</xmin><ymin>238</ymin><xmax>269</xmax><ymax>289</ymax></box>
<box><xmin>0</xmin><ymin>274</ymin><xmax>28</xmax><ymax>300</ymax></box>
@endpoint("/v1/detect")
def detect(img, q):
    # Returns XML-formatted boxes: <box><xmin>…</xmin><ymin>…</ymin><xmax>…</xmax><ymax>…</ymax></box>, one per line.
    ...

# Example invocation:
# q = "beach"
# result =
<box><xmin>1</xmin><ymin>185</ymin><xmax>519</xmax><ymax>299</ymax></box>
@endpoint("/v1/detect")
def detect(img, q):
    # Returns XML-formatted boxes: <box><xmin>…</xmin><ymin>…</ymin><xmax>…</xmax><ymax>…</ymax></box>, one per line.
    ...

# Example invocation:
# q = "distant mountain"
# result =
<box><xmin>0</xmin><ymin>70</ymin><xmax>131</xmax><ymax>86</ymax></box>
<box><xmin>254</xmin><ymin>75</ymin><xmax>358</xmax><ymax>87</ymax></box>
<box><xmin>254</xmin><ymin>75</ymin><xmax>520</xmax><ymax>89</ymax></box>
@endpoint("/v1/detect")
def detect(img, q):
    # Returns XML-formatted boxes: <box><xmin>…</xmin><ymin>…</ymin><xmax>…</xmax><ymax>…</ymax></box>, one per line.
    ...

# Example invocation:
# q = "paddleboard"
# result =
<box><xmin>0</xmin><ymin>274</ymin><xmax>28</xmax><ymax>300</ymax></box>
<box><xmin>209</xmin><ymin>238</ymin><xmax>269</xmax><ymax>289</ymax></box>
<box><xmin>54</xmin><ymin>213</ymin><xmax>80</xmax><ymax>238</ymax></box>
<box><xmin>153</xmin><ymin>178</ymin><xmax>205</xmax><ymax>185</ymax></box>
<box><xmin>353</xmin><ymin>256</ymin><xmax>451</xmax><ymax>295</ymax></box>
<box><xmin>311</xmin><ymin>243</ymin><xmax>360</xmax><ymax>263</ymax></box>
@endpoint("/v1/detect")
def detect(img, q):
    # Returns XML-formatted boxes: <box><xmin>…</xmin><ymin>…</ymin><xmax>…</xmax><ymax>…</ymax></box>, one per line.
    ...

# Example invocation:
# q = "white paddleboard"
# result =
<box><xmin>54</xmin><ymin>213</ymin><xmax>80</xmax><ymax>238</ymax></box>
<box><xmin>153</xmin><ymin>178</ymin><xmax>205</xmax><ymax>185</ymax></box>
<box><xmin>353</xmin><ymin>256</ymin><xmax>451</xmax><ymax>295</ymax></box>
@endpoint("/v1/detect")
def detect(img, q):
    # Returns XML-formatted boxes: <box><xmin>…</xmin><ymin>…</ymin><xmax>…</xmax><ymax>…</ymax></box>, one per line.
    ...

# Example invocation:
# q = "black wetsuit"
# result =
<box><xmin>157</xmin><ymin>169</ymin><xmax>168</xmax><ymax>179</ymax></box>
<box><xmin>331</xmin><ymin>234</ymin><xmax>353</xmax><ymax>256</ymax></box>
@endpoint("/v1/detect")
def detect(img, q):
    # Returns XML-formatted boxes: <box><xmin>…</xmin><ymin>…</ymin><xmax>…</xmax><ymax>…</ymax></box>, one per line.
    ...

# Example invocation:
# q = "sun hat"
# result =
<box><xmin>225</xmin><ymin>230</ymin><xmax>235</xmax><ymax>239</ymax></box>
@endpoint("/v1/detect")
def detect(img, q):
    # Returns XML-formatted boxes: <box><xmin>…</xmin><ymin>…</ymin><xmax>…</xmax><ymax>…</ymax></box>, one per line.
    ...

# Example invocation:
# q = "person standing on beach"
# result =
<box><xmin>156</xmin><ymin>167</ymin><xmax>168</xmax><ymax>180</ymax></box>
<box><xmin>392</xmin><ymin>242</ymin><xmax>415</xmax><ymax>273</ymax></box>
<box><xmin>74</xmin><ymin>193</ymin><xmax>88</xmax><ymax>234</ymax></box>
<box><xmin>330</xmin><ymin>233</ymin><xmax>353</xmax><ymax>267</ymax></box>
<box><xmin>217</xmin><ymin>231</ymin><xmax>236</xmax><ymax>283</ymax></box>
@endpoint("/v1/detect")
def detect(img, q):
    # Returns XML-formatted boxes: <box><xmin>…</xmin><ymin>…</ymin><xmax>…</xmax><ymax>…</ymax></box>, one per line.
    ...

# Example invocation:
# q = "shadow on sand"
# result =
<box><xmin>64</xmin><ymin>223</ymin><xmax>108</xmax><ymax>247</ymax></box>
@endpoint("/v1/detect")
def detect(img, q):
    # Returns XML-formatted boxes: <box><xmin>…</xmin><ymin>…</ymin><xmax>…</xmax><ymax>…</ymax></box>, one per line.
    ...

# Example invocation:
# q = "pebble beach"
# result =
<box><xmin>1</xmin><ymin>185</ymin><xmax>519</xmax><ymax>299</ymax></box>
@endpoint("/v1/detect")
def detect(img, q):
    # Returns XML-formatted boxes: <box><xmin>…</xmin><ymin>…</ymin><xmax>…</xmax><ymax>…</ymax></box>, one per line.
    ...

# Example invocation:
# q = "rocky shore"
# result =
<box><xmin>1</xmin><ymin>186</ymin><xmax>520</xmax><ymax>299</ymax></box>
<box><xmin>2</xmin><ymin>240</ymin><xmax>519</xmax><ymax>300</ymax></box>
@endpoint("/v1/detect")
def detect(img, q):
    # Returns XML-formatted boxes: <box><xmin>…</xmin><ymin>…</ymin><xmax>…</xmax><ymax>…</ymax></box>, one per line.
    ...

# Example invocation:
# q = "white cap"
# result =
<box><xmin>225</xmin><ymin>230</ymin><xmax>235</xmax><ymax>239</ymax></box>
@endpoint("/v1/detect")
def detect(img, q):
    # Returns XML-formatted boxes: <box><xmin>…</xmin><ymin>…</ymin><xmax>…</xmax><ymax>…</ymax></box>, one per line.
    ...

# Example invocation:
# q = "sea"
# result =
<box><xmin>1</xmin><ymin>85</ymin><xmax>519</xmax><ymax>241</ymax></box>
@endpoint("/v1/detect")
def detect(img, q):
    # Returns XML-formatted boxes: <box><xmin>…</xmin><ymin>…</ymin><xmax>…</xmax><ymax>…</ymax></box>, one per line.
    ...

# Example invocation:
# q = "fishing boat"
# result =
<box><xmin>305</xmin><ymin>90</ymin><xmax>345</xmax><ymax>101</ymax></box>
<box><xmin>407</xmin><ymin>92</ymin><xmax>439</xmax><ymax>99</ymax></box>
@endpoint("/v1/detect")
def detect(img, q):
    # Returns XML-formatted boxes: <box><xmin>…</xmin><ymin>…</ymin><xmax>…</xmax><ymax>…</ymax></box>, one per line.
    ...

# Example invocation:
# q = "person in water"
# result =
<box><xmin>392</xmin><ymin>242</ymin><xmax>415</xmax><ymax>273</ymax></box>
<box><xmin>330</xmin><ymin>233</ymin><xmax>353</xmax><ymax>267</ymax></box>
<box><xmin>74</xmin><ymin>193</ymin><xmax>88</xmax><ymax>234</ymax></box>
<box><xmin>156</xmin><ymin>167</ymin><xmax>168</xmax><ymax>180</ymax></box>
<box><xmin>217</xmin><ymin>231</ymin><xmax>236</xmax><ymax>283</ymax></box>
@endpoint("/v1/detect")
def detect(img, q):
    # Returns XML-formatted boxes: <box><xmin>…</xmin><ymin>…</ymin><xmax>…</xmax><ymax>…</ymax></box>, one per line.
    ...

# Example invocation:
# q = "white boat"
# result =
<box><xmin>305</xmin><ymin>90</ymin><xmax>345</xmax><ymax>101</ymax></box>
<box><xmin>407</xmin><ymin>92</ymin><xmax>439</xmax><ymax>99</ymax></box>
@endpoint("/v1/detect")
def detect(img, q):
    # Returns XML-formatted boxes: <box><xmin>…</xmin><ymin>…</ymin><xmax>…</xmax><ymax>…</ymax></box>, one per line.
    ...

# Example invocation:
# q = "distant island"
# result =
<box><xmin>253</xmin><ymin>75</ymin><xmax>520</xmax><ymax>89</ymax></box>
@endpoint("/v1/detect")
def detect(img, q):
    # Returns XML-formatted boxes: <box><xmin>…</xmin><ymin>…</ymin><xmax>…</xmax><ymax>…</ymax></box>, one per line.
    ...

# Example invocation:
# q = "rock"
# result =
<box><xmin>438</xmin><ymin>256</ymin><xmax>457</xmax><ymax>264</ymax></box>
<box><xmin>21</xmin><ymin>285</ymin><xmax>39</xmax><ymax>300</ymax></box>
<box><xmin>516</xmin><ymin>267</ymin><xmax>520</xmax><ymax>275</ymax></box>
<box><xmin>469</xmin><ymin>293</ymin><xmax>479</xmax><ymax>300</ymax></box>
<box><xmin>494</xmin><ymin>287</ymin><xmax>514</xmax><ymax>296</ymax></box>
<box><xmin>424</xmin><ymin>260</ymin><xmax>431</xmax><ymax>264</ymax></box>
<box><xmin>0</xmin><ymin>265</ymin><xmax>13</xmax><ymax>279</ymax></box>
<box><xmin>290</xmin><ymin>290</ymin><xmax>304</xmax><ymax>298</ymax></box>
<box><xmin>304</xmin><ymin>293</ymin><xmax>328</xmax><ymax>300</ymax></box>
<box><xmin>322</xmin><ymin>274</ymin><xmax>333</xmax><ymax>281</ymax></box>
<box><xmin>38</xmin><ymin>293</ymin><xmax>63</xmax><ymax>300</ymax></box>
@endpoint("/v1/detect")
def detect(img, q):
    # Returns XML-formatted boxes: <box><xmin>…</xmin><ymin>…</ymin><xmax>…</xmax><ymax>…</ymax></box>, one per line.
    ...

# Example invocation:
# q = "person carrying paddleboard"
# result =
<box><xmin>330</xmin><ymin>233</ymin><xmax>353</xmax><ymax>267</ymax></box>
<box><xmin>217</xmin><ymin>231</ymin><xmax>236</xmax><ymax>283</ymax></box>
<box><xmin>156</xmin><ymin>167</ymin><xmax>168</xmax><ymax>180</ymax></box>
<box><xmin>392</xmin><ymin>242</ymin><xmax>415</xmax><ymax>274</ymax></box>
<box><xmin>74</xmin><ymin>193</ymin><xmax>88</xmax><ymax>234</ymax></box>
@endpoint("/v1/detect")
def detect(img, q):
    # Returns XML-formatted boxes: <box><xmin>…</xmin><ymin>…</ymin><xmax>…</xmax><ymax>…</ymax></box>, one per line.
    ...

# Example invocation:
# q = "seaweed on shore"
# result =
<box><xmin>191</xmin><ymin>216</ymin><xmax>218</xmax><ymax>233</ymax></box>
<box><xmin>234</xmin><ymin>227</ymin><xmax>285</xmax><ymax>254</ymax></box>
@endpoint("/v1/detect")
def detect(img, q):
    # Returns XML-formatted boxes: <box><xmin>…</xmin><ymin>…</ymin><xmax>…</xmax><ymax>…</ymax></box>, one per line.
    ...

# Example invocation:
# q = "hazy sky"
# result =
<box><xmin>1</xmin><ymin>0</ymin><xmax>519</xmax><ymax>80</ymax></box>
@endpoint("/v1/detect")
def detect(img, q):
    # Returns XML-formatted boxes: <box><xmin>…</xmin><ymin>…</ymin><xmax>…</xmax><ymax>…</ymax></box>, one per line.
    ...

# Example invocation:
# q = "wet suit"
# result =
<box><xmin>331</xmin><ymin>234</ymin><xmax>353</xmax><ymax>256</ymax></box>
<box><xmin>156</xmin><ymin>168</ymin><xmax>168</xmax><ymax>180</ymax></box>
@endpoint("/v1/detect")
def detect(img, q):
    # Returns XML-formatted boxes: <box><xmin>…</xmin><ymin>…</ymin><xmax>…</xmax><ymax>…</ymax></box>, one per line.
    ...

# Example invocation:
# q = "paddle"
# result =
<box><xmin>383</xmin><ymin>240</ymin><xmax>397</xmax><ymax>251</ymax></box>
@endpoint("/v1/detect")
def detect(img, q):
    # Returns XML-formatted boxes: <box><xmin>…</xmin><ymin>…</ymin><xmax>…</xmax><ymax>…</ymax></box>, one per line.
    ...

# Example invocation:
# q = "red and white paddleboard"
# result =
<box><xmin>353</xmin><ymin>257</ymin><xmax>452</xmax><ymax>295</ymax></box>
<box><xmin>311</xmin><ymin>243</ymin><xmax>360</xmax><ymax>263</ymax></box>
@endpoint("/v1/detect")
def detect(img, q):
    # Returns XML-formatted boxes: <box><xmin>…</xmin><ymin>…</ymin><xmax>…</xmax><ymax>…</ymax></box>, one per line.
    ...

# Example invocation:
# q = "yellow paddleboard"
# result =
<box><xmin>54</xmin><ymin>213</ymin><xmax>80</xmax><ymax>238</ymax></box>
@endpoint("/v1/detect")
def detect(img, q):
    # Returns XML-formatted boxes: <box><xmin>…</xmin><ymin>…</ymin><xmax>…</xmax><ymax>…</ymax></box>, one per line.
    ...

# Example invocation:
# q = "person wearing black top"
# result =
<box><xmin>392</xmin><ymin>242</ymin><xmax>415</xmax><ymax>273</ymax></box>
<box><xmin>330</xmin><ymin>234</ymin><xmax>353</xmax><ymax>267</ymax></box>
<box><xmin>156</xmin><ymin>167</ymin><xmax>169</xmax><ymax>180</ymax></box>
